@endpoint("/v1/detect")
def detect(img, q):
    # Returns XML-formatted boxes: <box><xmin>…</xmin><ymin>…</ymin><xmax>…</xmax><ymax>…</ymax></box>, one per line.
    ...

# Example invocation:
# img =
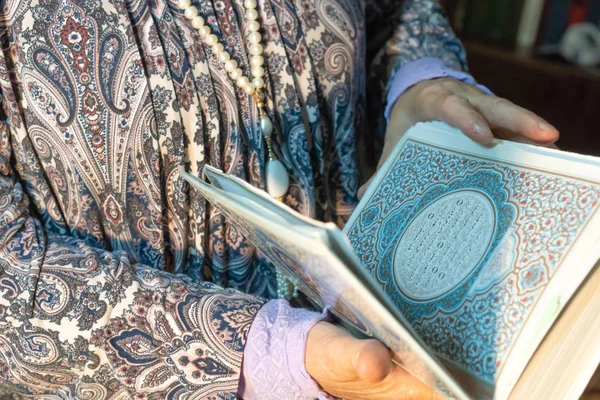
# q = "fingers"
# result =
<box><xmin>492</xmin><ymin>127</ymin><xmax>558</xmax><ymax>148</ymax></box>
<box><xmin>416</xmin><ymin>85</ymin><xmax>494</xmax><ymax>145</ymax></box>
<box><xmin>393</xmin><ymin>369</ymin><xmax>446</xmax><ymax>400</ymax></box>
<box><xmin>403</xmin><ymin>78</ymin><xmax>559</xmax><ymax>146</ymax></box>
<box><xmin>468</xmin><ymin>94</ymin><xmax>559</xmax><ymax>144</ymax></box>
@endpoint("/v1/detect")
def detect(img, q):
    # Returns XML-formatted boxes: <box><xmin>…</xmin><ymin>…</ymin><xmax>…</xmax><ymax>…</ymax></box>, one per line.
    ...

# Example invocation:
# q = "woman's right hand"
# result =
<box><xmin>306</xmin><ymin>321</ymin><xmax>443</xmax><ymax>400</ymax></box>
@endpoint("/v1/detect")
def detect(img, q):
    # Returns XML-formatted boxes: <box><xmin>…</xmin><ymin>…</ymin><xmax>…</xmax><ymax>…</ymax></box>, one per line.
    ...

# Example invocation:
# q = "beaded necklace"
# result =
<box><xmin>177</xmin><ymin>0</ymin><xmax>298</xmax><ymax>299</ymax></box>
<box><xmin>177</xmin><ymin>0</ymin><xmax>290</xmax><ymax>200</ymax></box>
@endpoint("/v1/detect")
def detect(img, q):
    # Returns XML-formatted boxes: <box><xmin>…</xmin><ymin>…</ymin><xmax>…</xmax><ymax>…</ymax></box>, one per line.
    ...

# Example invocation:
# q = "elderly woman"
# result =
<box><xmin>0</xmin><ymin>0</ymin><xmax>557</xmax><ymax>398</ymax></box>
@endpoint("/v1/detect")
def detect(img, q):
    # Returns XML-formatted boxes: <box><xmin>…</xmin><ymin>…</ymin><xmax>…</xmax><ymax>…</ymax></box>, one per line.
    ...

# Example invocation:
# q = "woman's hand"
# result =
<box><xmin>306</xmin><ymin>321</ymin><xmax>443</xmax><ymax>400</ymax></box>
<box><xmin>359</xmin><ymin>78</ymin><xmax>560</xmax><ymax>198</ymax></box>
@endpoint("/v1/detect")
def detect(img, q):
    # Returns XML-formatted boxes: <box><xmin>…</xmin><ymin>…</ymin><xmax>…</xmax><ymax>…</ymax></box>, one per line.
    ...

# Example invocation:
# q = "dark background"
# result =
<box><xmin>441</xmin><ymin>0</ymin><xmax>600</xmax><ymax>156</ymax></box>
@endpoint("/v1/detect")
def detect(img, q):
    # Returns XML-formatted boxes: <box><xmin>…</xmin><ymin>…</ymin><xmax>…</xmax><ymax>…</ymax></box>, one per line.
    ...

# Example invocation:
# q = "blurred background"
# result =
<box><xmin>440</xmin><ymin>0</ymin><xmax>600</xmax><ymax>156</ymax></box>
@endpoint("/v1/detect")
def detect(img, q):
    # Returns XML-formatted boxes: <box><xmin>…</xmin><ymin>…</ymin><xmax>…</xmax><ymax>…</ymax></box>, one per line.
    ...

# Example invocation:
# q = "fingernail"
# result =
<box><xmin>473</xmin><ymin>123</ymin><xmax>492</xmax><ymax>137</ymax></box>
<box><xmin>538</xmin><ymin>121</ymin><xmax>557</xmax><ymax>131</ymax></box>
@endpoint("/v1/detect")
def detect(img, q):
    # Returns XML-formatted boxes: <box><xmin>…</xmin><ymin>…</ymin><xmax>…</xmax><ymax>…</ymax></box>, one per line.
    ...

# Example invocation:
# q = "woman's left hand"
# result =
<box><xmin>359</xmin><ymin>77</ymin><xmax>560</xmax><ymax>198</ymax></box>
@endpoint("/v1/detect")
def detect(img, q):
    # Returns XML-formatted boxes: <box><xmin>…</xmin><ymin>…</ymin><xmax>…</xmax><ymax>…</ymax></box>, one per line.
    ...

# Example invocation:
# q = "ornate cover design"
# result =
<box><xmin>346</xmin><ymin>133</ymin><xmax>600</xmax><ymax>386</ymax></box>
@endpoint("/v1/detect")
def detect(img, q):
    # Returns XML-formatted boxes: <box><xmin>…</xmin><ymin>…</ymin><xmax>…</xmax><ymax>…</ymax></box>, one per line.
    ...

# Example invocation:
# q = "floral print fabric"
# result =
<box><xmin>0</xmin><ymin>0</ymin><xmax>466</xmax><ymax>397</ymax></box>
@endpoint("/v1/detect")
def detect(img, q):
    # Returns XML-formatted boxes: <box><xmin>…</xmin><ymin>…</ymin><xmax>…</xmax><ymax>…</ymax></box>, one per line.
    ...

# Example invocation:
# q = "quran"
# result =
<box><xmin>183</xmin><ymin>122</ymin><xmax>600</xmax><ymax>400</ymax></box>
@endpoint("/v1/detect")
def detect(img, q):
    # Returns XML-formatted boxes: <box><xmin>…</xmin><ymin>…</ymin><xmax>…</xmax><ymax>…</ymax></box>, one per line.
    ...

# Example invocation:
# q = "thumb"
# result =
<box><xmin>353</xmin><ymin>338</ymin><xmax>394</xmax><ymax>383</ymax></box>
<box><xmin>307</xmin><ymin>322</ymin><xmax>391</xmax><ymax>384</ymax></box>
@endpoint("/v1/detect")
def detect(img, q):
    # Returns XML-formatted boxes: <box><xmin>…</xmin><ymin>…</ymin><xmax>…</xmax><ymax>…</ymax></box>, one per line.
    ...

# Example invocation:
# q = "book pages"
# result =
<box><xmin>510</xmin><ymin>259</ymin><xmax>600</xmax><ymax>400</ymax></box>
<box><xmin>345</xmin><ymin>122</ymin><xmax>600</xmax><ymax>399</ymax></box>
<box><xmin>183</xmin><ymin>169</ymin><xmax>470</xmax><ymax>400</ymax></box>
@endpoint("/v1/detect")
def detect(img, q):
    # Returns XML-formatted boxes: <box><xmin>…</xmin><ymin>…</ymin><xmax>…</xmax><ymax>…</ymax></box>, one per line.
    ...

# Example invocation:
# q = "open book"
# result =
<box><xmin>182</xmin><ymin>122</ymin><xmax>600</xmax><ymax>400</ymax></box>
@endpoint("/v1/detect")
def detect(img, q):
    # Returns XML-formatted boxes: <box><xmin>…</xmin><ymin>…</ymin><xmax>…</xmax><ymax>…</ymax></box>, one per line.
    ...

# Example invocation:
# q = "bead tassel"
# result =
<box><xmin>178</xmin><ymin>0</ymin><xmax>295</xmax><ymax>299</ymax></box>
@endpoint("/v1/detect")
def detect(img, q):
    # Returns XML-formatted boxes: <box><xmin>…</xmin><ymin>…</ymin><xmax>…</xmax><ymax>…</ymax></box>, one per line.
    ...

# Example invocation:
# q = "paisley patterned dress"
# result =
<box><xmin>0</xmin><ymin>0</ymin><xmax>466</xmax><ymax>397</ymax></box>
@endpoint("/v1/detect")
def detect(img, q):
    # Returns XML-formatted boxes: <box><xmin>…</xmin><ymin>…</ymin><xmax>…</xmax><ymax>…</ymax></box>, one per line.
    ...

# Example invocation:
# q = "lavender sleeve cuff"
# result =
<box><xmin>238</xmin><ymin>299</ymin><xmax>336</xmax><ymax>400</ymax></box>
<box><xmin>385</xmin><ymin>57</ymin><xmax>493</xmax><ymax>121</ymax></box>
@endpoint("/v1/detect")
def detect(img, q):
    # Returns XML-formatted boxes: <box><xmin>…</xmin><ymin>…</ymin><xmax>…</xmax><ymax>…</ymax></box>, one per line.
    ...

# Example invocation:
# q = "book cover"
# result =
<box><xmin>184</xmin><ymin>122</ymin><xmax>600</xmax><ymax>399</ymax></box>
<box><xmin>516</xmin><ymin>0</ymin><xmax>547</xmax><ymax>50</ymax></box>
<box><xmin>184</xmin><ymin>164</ymin><xmax>471</xmax><ymax>400</ymax></box>
<box><xmin>345</xmin><ymin>122</ymin><xmax>600</xmax><ymax>399</ymax></box>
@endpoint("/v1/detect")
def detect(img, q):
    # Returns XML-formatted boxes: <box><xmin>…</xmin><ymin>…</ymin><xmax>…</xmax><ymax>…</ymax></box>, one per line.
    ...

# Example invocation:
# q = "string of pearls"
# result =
<box><xmin>276</xmin><ymin>269</ymin><xmax>299</xmax><ymax>299</ymax></box>
<box><xmin>178</xmin><ymin>0</ymin><xmax>290</xmax><ymax>200</ymax></box>
<box><xmin>176</xmin><ymin>0</ymin><xmax>266</xmax><ymax>97</ymax></box>
<box><xmin>177</xmin><ymin>0</ymin><xmax>297</xmax><ymax>300</ymax></box>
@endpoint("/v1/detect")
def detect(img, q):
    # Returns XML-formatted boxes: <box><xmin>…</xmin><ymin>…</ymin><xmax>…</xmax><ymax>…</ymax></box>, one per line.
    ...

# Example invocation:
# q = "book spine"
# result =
<box><xmin>463</xmin><ymin>0</ymin><xmax>488</xmax><ymax>38</ymax></box>
<box><xmin>451</xmin><ymin>0</ymin><xmax>469</xmax><ymax>32</ymax></box>
<box><xmin>516</xmin><ymin>0</ymin><xmax>548</xmax><ymax>50</ymax></box>
<box><xmin>539</xmin><ymin>0</ymin><xmax>571</xmax><ymax>46</ymax></box>
<box><xmin>463</xmin><ymin>0</ymin><xmax>523</xmax><ymax>47</ymax></box>
<box><xmin>568</xmin><ymin>0</ymin><xmax>590</xmax><ymax>25</ymax></box>
<box><xmin>588</xmin><ymin>0</ymin><xmax>600</xmax><ymax>25</ymax></box>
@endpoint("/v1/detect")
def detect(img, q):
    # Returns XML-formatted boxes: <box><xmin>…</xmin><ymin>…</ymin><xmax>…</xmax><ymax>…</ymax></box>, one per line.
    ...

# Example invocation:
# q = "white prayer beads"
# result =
<box><xmin>178</xmin><ymin>0</ymin><xmax>268</xmax><ymax>98</ymax></box>
<box><xmin>178</xmin><ymin>0</ymin><xmax>294</xmax><ymax>298</ymax></box>
<box><xmin>266</xmin><ymin>159</ymin><xmax>290</xmax><ymax>199</ymax></box>
<box><xmin>177</xmin><ymin>0</ymin><xmax>290</xmax><ymax>202</ymax></box>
